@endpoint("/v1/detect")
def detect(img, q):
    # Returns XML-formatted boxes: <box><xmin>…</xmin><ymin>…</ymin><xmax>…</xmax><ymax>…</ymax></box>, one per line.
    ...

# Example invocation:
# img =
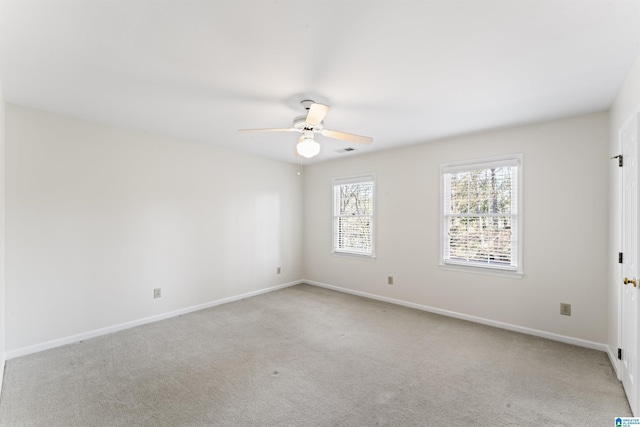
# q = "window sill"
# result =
<box><xmin>332</xmin><ymin>251</ymin><xmax>377</xmax><ymax>261</ymax></box>
<box><xmin>439</xmin><ymin>262</ymin><xmax>523</xmax><ymax>279</ymax></box>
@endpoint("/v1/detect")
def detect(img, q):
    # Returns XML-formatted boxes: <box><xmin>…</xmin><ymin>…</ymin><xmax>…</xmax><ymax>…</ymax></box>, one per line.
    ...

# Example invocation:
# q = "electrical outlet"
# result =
<box><xmin>154</xmin><ymin>288</ymin><xmax>161</xmax><ymax>299</ymax></box>
<box><xmin>276</xmin><ymin>267</ymin><xmax>281</xmax><ymax>274</ymax></box>
<box><xmin>560</xmin><ymin>303</ymin><xmax>571</xmax><ymax>316</ymax></box>
<box><xmin>387</xmin><ymin>276</ymin><xmax>394</xmax><ymax>285</ymax></box>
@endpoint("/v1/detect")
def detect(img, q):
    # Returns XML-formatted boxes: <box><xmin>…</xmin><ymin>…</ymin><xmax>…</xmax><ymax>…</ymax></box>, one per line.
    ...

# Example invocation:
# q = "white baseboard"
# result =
<box><xmin>607</xmin><ymin>345</ymin><xmax>621</xmax><ymax>379</ymax></box>
<box><xmin>0</xmin><ymin>353</ymin><xmax>5</xmax><ymax>397</ymax></box>
<box><xmin>305</xmin><ymin>280</ymin><xmax>609</xmax><ymax>353</ymax></box>
<box><xmin>6</xmin><ymin>279</ymin><xmax>610</xmax><ymax>360</ymax></box>
<box><xmin>6</xmin><ymin>280</ymin><xmax>303</xmax><ymax>360</ymax></box>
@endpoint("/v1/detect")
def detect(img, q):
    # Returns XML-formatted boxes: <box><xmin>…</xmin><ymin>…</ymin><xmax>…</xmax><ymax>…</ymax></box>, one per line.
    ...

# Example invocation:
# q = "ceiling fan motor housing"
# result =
<box><xmin>293</xmin><ymin>115</ymin><xmax>322</xmax><ymax>132</ymax></box>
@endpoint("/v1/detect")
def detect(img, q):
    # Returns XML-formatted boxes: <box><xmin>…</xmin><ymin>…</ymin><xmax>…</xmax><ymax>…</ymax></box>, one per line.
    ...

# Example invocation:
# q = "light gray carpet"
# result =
<box><xmin>0</xmin><ymin>284</ymin><xmax>631</xmax><ymax>426</ymax></box>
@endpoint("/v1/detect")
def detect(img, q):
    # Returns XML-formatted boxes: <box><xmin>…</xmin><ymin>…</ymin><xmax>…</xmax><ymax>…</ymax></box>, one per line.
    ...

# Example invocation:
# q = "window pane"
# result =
<box><xmin>333</xmin><ymin>177</ymin><xmax>375</xmax><ymax>256</ymax></box>
<box><xmin>492</xmin><ymin>167</ymin><xmax>513</xmax><ymax>214</ymax></box>
<box><xmin>449</xmin><ymin>173</ymin><xmax>469</xmax><ymax>214</ymax></box>
<box><xmin>449</xmin><ymin>167</ymin><xmax>512</xmax><ymax>215</ymax></box>
<box><xmin>442</xmin><ymin>156</ymin><xmax>521</xmax><ymax>273</ymax></box>
<box><xmin>336</xmin><ymin>216</ymin><xmax>372</xmax><ymax>253</ymax></box>
<box><xmin>447</xmin><ymin>216</ymin><xmax>512</xmax><ymax>266</ymax></box>
<box><xmin>338</xmin><ymin>183</ymin><xmax>373</xmax><ymax>215</ymax></box>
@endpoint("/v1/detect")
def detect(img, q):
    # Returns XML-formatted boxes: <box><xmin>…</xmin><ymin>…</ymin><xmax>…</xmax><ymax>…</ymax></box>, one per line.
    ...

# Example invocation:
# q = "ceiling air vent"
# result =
<box><xmin>335</xmin><ymin>147</ymin><xmax>356</xmax><ymax>154</ymax></box>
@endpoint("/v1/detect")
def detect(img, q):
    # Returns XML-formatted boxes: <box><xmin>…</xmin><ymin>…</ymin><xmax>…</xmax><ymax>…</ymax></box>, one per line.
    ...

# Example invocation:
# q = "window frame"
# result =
<box><xmin>439</xmin><ymin>154</ymin><xmax>523</xmax><ymax>278</ymax></box>
<box><xmin>332</xmin><ymin>174</ymin><xmax>376</xmax><ymax>258</ymax></box>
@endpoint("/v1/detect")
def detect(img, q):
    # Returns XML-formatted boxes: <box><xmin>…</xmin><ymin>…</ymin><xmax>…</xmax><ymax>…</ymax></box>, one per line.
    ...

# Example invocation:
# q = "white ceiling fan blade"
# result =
<box><xmin>306</xmin><ymin>103</ymin><xmax>330</xmax><ymax>126</ymax></box>
<box><xmin>238</xmin><ymin>128</ymin><xmax>295</xmax><ymax>133</ymax></box>
<box><xmin>321</xmin><ymin>129</ymin><xmax>373</xmax><ymax>144</ymax></box>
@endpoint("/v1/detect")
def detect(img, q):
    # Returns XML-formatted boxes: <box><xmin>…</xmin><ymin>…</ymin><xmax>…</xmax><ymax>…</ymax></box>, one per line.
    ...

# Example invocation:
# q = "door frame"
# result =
<box><xmin>617</xmin><ymin>107</ymin><xmax>640</xmax><ymax>415</ymax></box>
<box><xmin>617</xmin><ymin>125</ymin><xmax>622</xmax><ymax>377</ymax></box>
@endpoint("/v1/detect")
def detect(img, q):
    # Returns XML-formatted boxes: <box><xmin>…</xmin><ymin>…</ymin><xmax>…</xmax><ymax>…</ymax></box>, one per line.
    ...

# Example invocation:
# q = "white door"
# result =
<box><xmin>621</xmin><ymin>112</ymin><xmax>640</xmax><ymax>416</ymax></box>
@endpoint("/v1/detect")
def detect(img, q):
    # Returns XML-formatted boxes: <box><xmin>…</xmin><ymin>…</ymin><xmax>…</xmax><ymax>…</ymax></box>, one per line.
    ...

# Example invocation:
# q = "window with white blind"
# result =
<box><xmin>333</xmin><ymin>175</ymin><xmax>375</xmax><ymax>257</ymax></box>
<box><xmin>441</xmin><ymin>155</ymin><xmax>523</xmax><ymax>276</ymax></box>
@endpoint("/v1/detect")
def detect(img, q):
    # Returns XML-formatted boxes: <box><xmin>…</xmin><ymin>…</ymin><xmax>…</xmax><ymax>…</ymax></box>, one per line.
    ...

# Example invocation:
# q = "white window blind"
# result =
<box><xmin>441</xmin><ymin>155</ymin><xmax>523</xmax><ymax>274</ymax></box>
<box><xmin>333</xmin><ymin>175</ymin><xmax>375</xmax><ymax>256</ymax></box>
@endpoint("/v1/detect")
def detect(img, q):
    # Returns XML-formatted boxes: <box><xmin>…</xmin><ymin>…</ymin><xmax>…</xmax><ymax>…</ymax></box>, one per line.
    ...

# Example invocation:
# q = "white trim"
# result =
<box><xmin>615</xmin><ymin>121</ymin><xmax>625</xmax><ymax>380</ymax></box>
<box><xmin>0</xmin><ymin>354</ymin><xmax>5</xmax><ymax>397</ymax></box>
<box><xmin>332</xmin><ymin>173</ymin><xmax>376</xmax><ymax>258</ymax></box>
<box><xmin>614</xmin><ymin>106</ymin><xmax>640</xmax><ymax>381</ymax></box>
<box><xmin>618</xmin><ymin>105</ymin><xmax>640</xmax><ymax>135</ymax></box>
<box><xmin>5</xmin><ymin>278</ymin><xmax>610</xmax><ymax>361</ymax></box>
<box><xmin>440</xmin><ymin>153</ymin><xmax>524</xmax><ymax>276</ymax></box>
<box><xmin>305</xmin><ymin>280</ymin><xmax>608</xmax><ymax>352</ymax></box>
<box><xmin>608</xmin><ymin>345</ymin><xmax>621</xmax><ymax>378</ymax></box>
<box><xmin>439</xmin><ymin>263</ymin><xmax>524</xmax><ymax>279</ymax></box>
<box><xmin>6</xmin><ymin>280</ymin><xmax>303</xmax><ymax>360</ymax></box>
<box><xmin>331</xmin><ymin>251</ymin><xmax>377</xmax><ymax>261</ymax></box>
<box><xmin>332</xmin><ymin>174</ymin><xmax>375</xmax><ymax>185</ymax></box>
<box><xmin>441</xmin><ymin>155</ymin><xmax>521</xmax><ymax>174</ymax></box>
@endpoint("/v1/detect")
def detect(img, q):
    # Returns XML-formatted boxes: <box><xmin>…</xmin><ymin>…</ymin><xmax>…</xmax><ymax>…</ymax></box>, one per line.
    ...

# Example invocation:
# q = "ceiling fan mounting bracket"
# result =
<box><xmin>300</xmin><ymin>99</ymin><xmax>315</xmax><ymax>110</ymax></box>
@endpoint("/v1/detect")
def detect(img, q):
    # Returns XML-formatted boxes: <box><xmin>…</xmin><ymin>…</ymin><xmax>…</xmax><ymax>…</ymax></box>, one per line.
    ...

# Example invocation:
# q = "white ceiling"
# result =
<box><xmin>1</xmin><ymin>0</ymin><xmax>639</xmax><ymax>164</ymax></box>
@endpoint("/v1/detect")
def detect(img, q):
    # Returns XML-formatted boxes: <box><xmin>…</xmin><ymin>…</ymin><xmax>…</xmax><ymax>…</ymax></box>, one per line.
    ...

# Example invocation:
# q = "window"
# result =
<box><xmin>333</xmin><ymin>175</ymin><xmax>375</xmax><ymax>257</ymax></box>
<box><xmin>441</xmin><ymin>155</ymin><xmax>523</xmax><ymax>276</ymax></box>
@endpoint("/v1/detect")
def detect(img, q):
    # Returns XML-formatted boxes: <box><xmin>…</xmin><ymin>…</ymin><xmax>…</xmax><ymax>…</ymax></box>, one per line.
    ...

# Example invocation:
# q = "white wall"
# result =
<box><xmin>304</xmin><ymin>112</ymin><xmax>609</xmax><ymax>345</ymax></box>
<box><xmin>0</xmin><ymin>0</ymin><xmax>6</xmax><ymax>393</ymax></box>
<box><xmin>0</xmin><ymin>102</ymin><xmax>618</xmax><ymax>357</ymax></box>
<box><xmin>608</xmin><ymin>54</ymin><xmax>640</xmax><ymax>364</ymax></box>
<box><xmin>5</xmin><ymin>105</ymin><xmax>303</xmax><ymax>354</ymax></box>
<box><xmin>0</xmin><ymin>77</ymin><xmax>5</xmax><ymax>390</ymax></box>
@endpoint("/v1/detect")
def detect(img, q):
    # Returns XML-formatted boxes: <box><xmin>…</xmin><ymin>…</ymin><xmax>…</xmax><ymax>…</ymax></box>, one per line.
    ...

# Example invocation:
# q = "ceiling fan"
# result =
<box><xmin>239</xmin><ymin>100</ymin><xmax>373</xmax><ymax>158</ymax></box>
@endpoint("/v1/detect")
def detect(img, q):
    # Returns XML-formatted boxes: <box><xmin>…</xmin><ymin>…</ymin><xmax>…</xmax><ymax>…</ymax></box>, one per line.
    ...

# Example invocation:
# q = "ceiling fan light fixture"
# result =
<box><xmin>239</xmin><ymin>100</ymin><xmax>372</xmax><ymax>159</ymax></box>
<box><xmin>296</xmin><ymin>136</ymin><xmax>320</xmax><ymax>158</ymax></box>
